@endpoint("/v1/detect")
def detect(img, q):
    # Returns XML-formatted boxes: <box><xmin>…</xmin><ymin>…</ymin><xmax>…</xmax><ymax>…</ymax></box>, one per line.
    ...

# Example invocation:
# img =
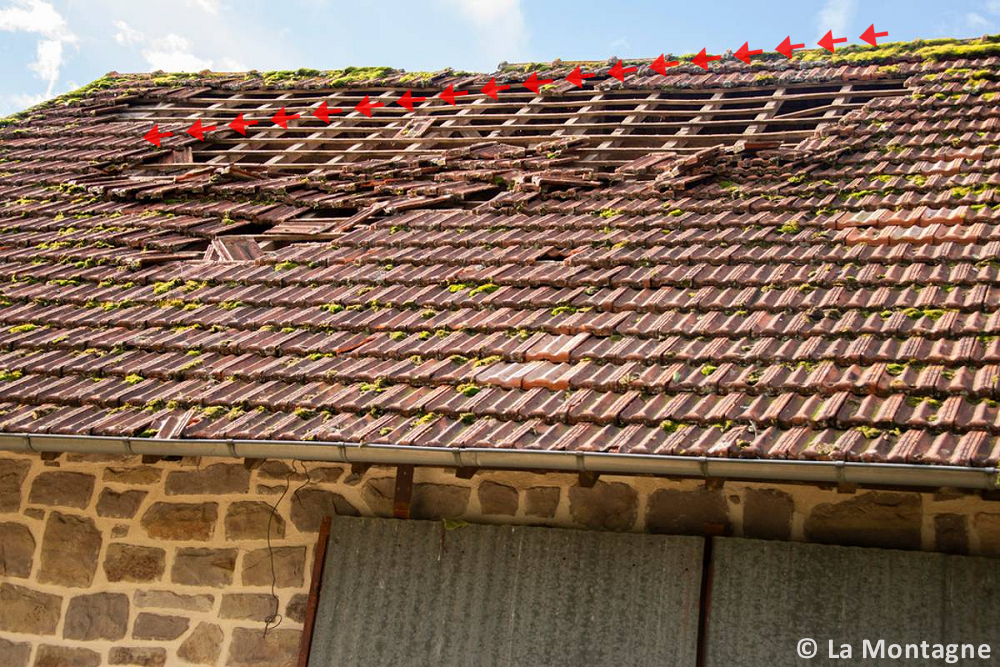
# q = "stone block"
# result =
<box><xmin>360</xmin><ymin>477</ymin><xmax>394</xmax><ymax>517</ymax></box>
<box><xmin>108</xmin><ymin>647</ymin><xmax>167</xmax><ymax>667</ymax></box>
<box><xmin>172</xmin><ymin>548</ymin><xmax>237</xmax><ymax>587</ymax></box>
<box><xmin>141</xmin><ymin>502</ymin><xmax>218</xmax><ymax>540</ymax></box>
<box><xmin>411</xmin><ymin>483</ymin><xmax>470</xmax><ymax>520</ymax></box>
<box><xmin>934</xmin><ymin>513</ymin><xmax>969</xmax><ymax>555</ymax></box>
<box><xmin>569</xmin><ymin>481</ymin><xmax>638</xmax><ymax>531</ymax></box>
<box><xmin>64</xmin><ymin>592</ymin><xmax>129</xmax><ymax>641</ymax></box>
<box><xmin>804</xmin><ymin>492</ymin><xmax>922</xmax><ymax>550</ymax></box>
<box><xmin>0</xmin><ymin>583</ymin><xmax>61</xmax><ymax>635</ymax></box>
<box><xmin>226</xmin><ymin>627</ymin><xmax>302</xmax><ymax>667</ymax></box>
<box><xmin>0</xmin><ymin>638</ymin><xmax>30</xmax><ymax>667</ymax></box>
<box><xmin>242</xmin><ymin>546</ymin><xmax>305</xmax><ymax>588</ymax></box>
<box><xmin>177</xmin><ymin>622</ymin><xmax>223</xmax><ymax>665</ymax></box>
<box><xmin>38</xmin><ymin>511</ymin><xmax>101</xmax><ymax>587</ymax></box>
<box><xmin>33</xmin><ymin>646</ymin><xmax>101</xmax><ymax>667</ymax></box>
<box><xmin>104</xmin><ymin>466</ymin><xmax>161</xmax><ymax>484</ymax></box>
<box><xmin>134</xmin><ymin>589</ymin><xmax>214</xmax><ymax>612</ymax></box>
<box><xmin>226</xmin><ymin>501</ymin><xmax>284</xmax><ymax>540</ymax></box>
<box><xmin>742</xmin><ymin>488</ymin><xmax>793</xmax><ymax>540</ymax></box>
<box><xmin>646</xmin><ymin>487</ymin><xmax>730</xmax><ymax>535</ymax></box>
<box><xmin>104</xmin><ymin>543</ymin><xmax>165</xmax><ymax>582</ymax></box>
<box><xmin>28</xmin><ymin>471</ymin><xmax>95</xmax><ymax>509</ymax></box>
<box><xmin>220</xmin><ymin>593</ymin><xmax>278</xmax><ymax>621</ymax></box>
<box><xmin>478</xmin><ymin>481</ymin><xmax>518</xmax><ymax>515</ymax></box>
<box><xmin>96</xmin><ymin>489</ymin><xmax>147</xmax><ymax>518</ymax></box>
<box><xmin>165</xmin><ymin>463</ymin><xmax>249</xmax><ymax>495</ymax></box>
<box><xmin>289</xmin><ymin>488</ymin><xmax>359</xmax><ymax>532</ymax></box>
<box><xmin>132</xmin><ymin>612</ymin><xmax>190</xmax><ymax>641</ymax></box>
<box><xmin>0</xmin><ymin>521</ymin><xmax>35</xmax><ymax>578</ymax></box>
<box><xmin>286</xmin><ymin>594</ymin><xmax>308</xmax><ymax>624</ymax></box>
<box><xmin>0</xmin><ymin>458</ymin><xmax>30</xmax><ymax>512</ymax></box>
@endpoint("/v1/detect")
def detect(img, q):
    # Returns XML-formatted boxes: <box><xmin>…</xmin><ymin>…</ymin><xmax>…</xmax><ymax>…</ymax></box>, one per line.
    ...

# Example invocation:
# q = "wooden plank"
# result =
<box><xmin>296</xmin><ymin>516</ymin><xmax>332</xmax><ymax>667</ymax></box>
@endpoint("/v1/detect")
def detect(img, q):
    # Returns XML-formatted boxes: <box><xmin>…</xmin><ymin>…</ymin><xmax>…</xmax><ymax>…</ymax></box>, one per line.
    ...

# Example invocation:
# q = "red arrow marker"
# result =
<box><xmin>734</xmin><ymin>42</ymin><xmax>764</xmax><ymax>64</ymax></box>
<box><xmin>522</xmin><ymin>72</ymin><xmax>554</xmax><ymax>93</ymax></box>
<box><xmin>355</xmin><ymin>95</ymin><xmax>384</xmax><ymax>117</ymax></box>
<box><xmin>818</xmin><ymin>30</ymin><xmax>848</xmax><ymax>52</ymax></box>
<box><xmin>565</xmin><ymin>66</ymin><xmax>596</xmax><ymax>88</ymax></box>
<box><xmin>396</xmin><ymin>90</ymin><xmax>427</xmax><ymax>112</ymax></box>
<box><xmin>228</xmin><ymin>113</ymin><xmax>258</xmax><ymax>136</ymax></box>
<box><xmin>143</xmin><ymin>124</ymin><xmax>172</xmax><ymax>147</ymax></box>
<box><xmin>860</xmin><ymin>24</ymin><xmax>889</xmax><ymax>47</ymax></box>
<box><xmin>650</xmin><ymin>54</ymin><xmax>680</xmax><ymax>76</ymax></box>
<box><xmin>185</xmin><ymin>119</ymin><xmax>216</xmax><ymax>141</ymax></box>
<box><xmin>312</xmin><ymin>101</ymin><xmax>341</xmax><ymax>124</ymax></box>
<box><xmin>438</xmin><ymin>84</ymin><xmax>469</xmax><ymax>106</ymax></box>
<box><xmin>691</xmin><ymin>48</ymin><xmax>722</xmax><ymax>70</ymax></box>
<box><xmin>271</xmin><ymin>107</ymin><xmax>300</xmax><ymax>129</ymax></box>
<box><xmin>480</xmin><ymin>78</ymin><xmax>511</xmax><ymax>100</ymax></box>
<box><xmin>776</xmin><ymin>36</ymin><xmax>806</xmax><ymax>58</ymax></box>
<box><xmin>608</xmin><ymin>60</ymin><xmax>638</xmax><ymax>82</ymax></box>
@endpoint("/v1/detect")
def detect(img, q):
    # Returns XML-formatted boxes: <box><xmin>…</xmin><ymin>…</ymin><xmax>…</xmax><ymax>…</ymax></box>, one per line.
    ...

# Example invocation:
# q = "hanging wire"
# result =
<box><xmin>262</xmin><ymin>459</ymin><xmax>313</xmax><ymax>637</ymax></box>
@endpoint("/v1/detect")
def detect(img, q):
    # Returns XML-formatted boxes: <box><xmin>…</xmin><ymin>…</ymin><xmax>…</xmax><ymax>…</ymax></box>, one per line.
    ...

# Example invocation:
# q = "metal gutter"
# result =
<box><xmin>0</xmin><ymin>432</ymin><xmax>997</xmax><ymax>490</ymax></box>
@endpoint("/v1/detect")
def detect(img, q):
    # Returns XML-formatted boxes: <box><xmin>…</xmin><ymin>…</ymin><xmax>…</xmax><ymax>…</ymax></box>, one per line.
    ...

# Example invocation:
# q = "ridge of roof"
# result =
<box><xmin>3</xmin><ymin>34</ymin><xmax>1000</xmax><ymax>126</ymax></box>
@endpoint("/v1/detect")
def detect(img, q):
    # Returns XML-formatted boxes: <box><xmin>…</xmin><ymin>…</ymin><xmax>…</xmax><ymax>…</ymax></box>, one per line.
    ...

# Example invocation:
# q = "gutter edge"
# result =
<box><xmin>0</xmin><ymin>432</ymin><xmax>996</xmax><ymax>490</ymax></box>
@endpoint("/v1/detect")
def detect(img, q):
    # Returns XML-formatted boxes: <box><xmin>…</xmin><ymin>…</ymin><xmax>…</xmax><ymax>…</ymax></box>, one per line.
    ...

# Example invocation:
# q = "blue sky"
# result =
<box><xmin>1</xmin><ymin>0</ymin><xmax>999</xmax><ymax>115</ymax></box>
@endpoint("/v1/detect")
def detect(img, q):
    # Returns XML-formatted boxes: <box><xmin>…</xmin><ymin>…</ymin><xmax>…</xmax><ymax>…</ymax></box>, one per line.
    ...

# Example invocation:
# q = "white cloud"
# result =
<box><xmin>0</xmin><ymin>0</ymin><xmax>71</xmax><ymax>39</ymax></box>
<box><xmin>186</xmin><ymin>0</ymin><xmax>221</xmax><ymax>14</ymax></box>
<box><xmin>11</xmin><ymin>91</ymin><xmax>47</xmax><ymax>108</ymax></box>
<box><xmin>141</xmin><ymin>33</ymin><xmax>213</xmax><ymax>71</ymax></box>
<box><xmin>815</xmin><ymin>0</ymin><xmax>858</xmax><ymax>40</ymax></box>
<box><xmin>28</xmin><ymin>38</ymin><xmax>62</xmax><ymax>87</ymax></box>
<box><xmin>135</xmin><ymin>32</ymin><xmax>246</xmax><ymax>72</ymax></box>
<box><xmin>0</xmin><ymin>0</ymin><xmax>76</xmax><ymax>97</ymax></box>
<box><xmin>965</xmin><ymin>11</ymin><xmax>994</xmax><ymax>30</ymax></box>
<box><xmin>113</xmin><ymin>19</ymin><xmax>144</xmax><ymax>46</ymax></box>
<box><xmin>609</xmin><ymin>37</ymin><xmax>630</xmax><ymax>54</ymax></box>
<box><xmin>439</xmin><ymin>0</ymin><xmax>526</xmax><ymax>66</ymax></box>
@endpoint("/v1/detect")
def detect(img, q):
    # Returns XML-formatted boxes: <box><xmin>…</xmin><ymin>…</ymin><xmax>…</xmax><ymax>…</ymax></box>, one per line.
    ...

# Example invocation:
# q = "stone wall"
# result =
<box><xmin>0</xmin><ymin>451</ymin><xmax>998</xmax><ymax>666</ymax></box>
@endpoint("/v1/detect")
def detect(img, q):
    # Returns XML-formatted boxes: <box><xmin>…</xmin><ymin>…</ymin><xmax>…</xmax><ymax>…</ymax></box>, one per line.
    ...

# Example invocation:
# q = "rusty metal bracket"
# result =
<box><xmin>393</xmin><ymin>464</ymin><xmax>415</xmax><ymax>519</ymax></box>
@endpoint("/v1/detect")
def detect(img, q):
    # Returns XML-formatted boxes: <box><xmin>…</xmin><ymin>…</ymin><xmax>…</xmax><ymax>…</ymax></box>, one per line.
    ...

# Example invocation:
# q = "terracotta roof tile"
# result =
<box><xmin>1</xmin><ymin>43</ymin><xmax>999</xmax><ymax>468</ymax></box>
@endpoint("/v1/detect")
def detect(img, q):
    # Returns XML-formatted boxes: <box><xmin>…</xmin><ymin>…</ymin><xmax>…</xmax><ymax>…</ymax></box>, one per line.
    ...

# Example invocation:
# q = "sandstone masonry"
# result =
<box><xmin>0</xmin><ymin>451</ymin><xmax>998</xmax><ymax>666</ymax></box>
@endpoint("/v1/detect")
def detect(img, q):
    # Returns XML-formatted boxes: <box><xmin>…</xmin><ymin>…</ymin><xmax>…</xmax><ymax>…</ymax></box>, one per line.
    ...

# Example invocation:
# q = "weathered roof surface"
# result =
<box><xmin>1</xmin><ymin>37</ymin><xmax>1000</xmax><ymax>468</ymax></box>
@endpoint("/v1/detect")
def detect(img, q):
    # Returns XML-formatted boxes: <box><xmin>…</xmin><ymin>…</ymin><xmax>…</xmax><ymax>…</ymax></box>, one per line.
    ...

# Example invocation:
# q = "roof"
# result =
<box><xmin>1</xmin><ymin>36</ymin><xmax>1000</xmax><ymax>470</ymax></box>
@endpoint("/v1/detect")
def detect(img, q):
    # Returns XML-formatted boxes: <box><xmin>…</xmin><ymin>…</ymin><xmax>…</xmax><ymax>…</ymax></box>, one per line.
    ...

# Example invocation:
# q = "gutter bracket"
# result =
<box><xmin>226</xmin><ymin>439</ymin><xmax>237</xmax><ymax>459</ymax></box>
<box><xmin>835</xmin><ymin>460</ymin><xmax>856</xmax><ymax>494</ymax></box>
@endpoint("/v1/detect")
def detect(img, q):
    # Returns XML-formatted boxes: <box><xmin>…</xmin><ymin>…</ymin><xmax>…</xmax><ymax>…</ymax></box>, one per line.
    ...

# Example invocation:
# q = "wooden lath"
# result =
<box><xmin>125</xmin><ymin>79</ymin><xmax>906</xmax><ymax>171</ymax></box>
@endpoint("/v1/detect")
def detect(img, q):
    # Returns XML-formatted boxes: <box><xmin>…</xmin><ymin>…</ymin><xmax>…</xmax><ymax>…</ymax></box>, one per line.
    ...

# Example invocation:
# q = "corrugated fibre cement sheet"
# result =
<box><xmin>706</xmin><ymin>538</ymin><xmax>1000</xmax><ymax>667</ymax></box>
<box><xmin>308</xmin><ymin>516</ymin><xmax>704</xmax><ymax>667</ymax></box>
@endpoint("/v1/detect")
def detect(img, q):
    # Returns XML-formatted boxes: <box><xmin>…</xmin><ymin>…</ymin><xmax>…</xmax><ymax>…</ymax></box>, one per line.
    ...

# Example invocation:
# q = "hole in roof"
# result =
<box><xmin>537</xmin><ymin>248</ymin><xmax>571</xmax><ymax>262</ymax></box>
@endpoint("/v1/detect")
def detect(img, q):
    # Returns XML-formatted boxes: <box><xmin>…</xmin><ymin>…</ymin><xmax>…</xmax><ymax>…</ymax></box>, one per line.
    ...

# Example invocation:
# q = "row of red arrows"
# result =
<box><xmin>144</xmin><ymin>24</ymin><xmax>889</xmax><ymax>147</ymax></box>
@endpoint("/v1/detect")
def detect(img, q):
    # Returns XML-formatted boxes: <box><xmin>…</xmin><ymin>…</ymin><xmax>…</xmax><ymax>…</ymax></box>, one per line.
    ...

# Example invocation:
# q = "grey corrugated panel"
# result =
<box><xmin>308</xmin><ymin>517</ymin><xmax>703</xmax><ymax>667</ymax></box>
<box><xmin>706</xmin><ymin>538</ymin><xmax>1000</xmax><ymax>666</ymax></box>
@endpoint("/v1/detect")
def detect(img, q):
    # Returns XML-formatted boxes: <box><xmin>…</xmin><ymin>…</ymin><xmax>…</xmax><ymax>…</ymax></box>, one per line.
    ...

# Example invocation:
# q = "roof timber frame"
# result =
<box><xmin>126</xmin><ymin>79</ymin><xmax>907</xmax><ymax>172</ymax></box>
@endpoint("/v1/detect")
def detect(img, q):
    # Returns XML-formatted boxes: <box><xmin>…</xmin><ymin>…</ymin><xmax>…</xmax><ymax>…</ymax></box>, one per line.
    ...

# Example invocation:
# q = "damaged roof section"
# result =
<box><xmin>0</xmin><ymin>39</ymin><xmax>999</xmax><ymax>469</ymax></box>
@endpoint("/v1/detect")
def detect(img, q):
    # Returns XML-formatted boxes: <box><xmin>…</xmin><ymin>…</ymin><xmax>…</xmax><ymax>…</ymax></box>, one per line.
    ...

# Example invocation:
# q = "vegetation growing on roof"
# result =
<box><xmin>261</xmin><ymin>66</ymin><xmax>396</xmax><ymax>87</ymax></box>
<box><xmin>794</xmin><ymin>34</ymin><xmax>1000</xmax><ymax>64</ymax></box>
